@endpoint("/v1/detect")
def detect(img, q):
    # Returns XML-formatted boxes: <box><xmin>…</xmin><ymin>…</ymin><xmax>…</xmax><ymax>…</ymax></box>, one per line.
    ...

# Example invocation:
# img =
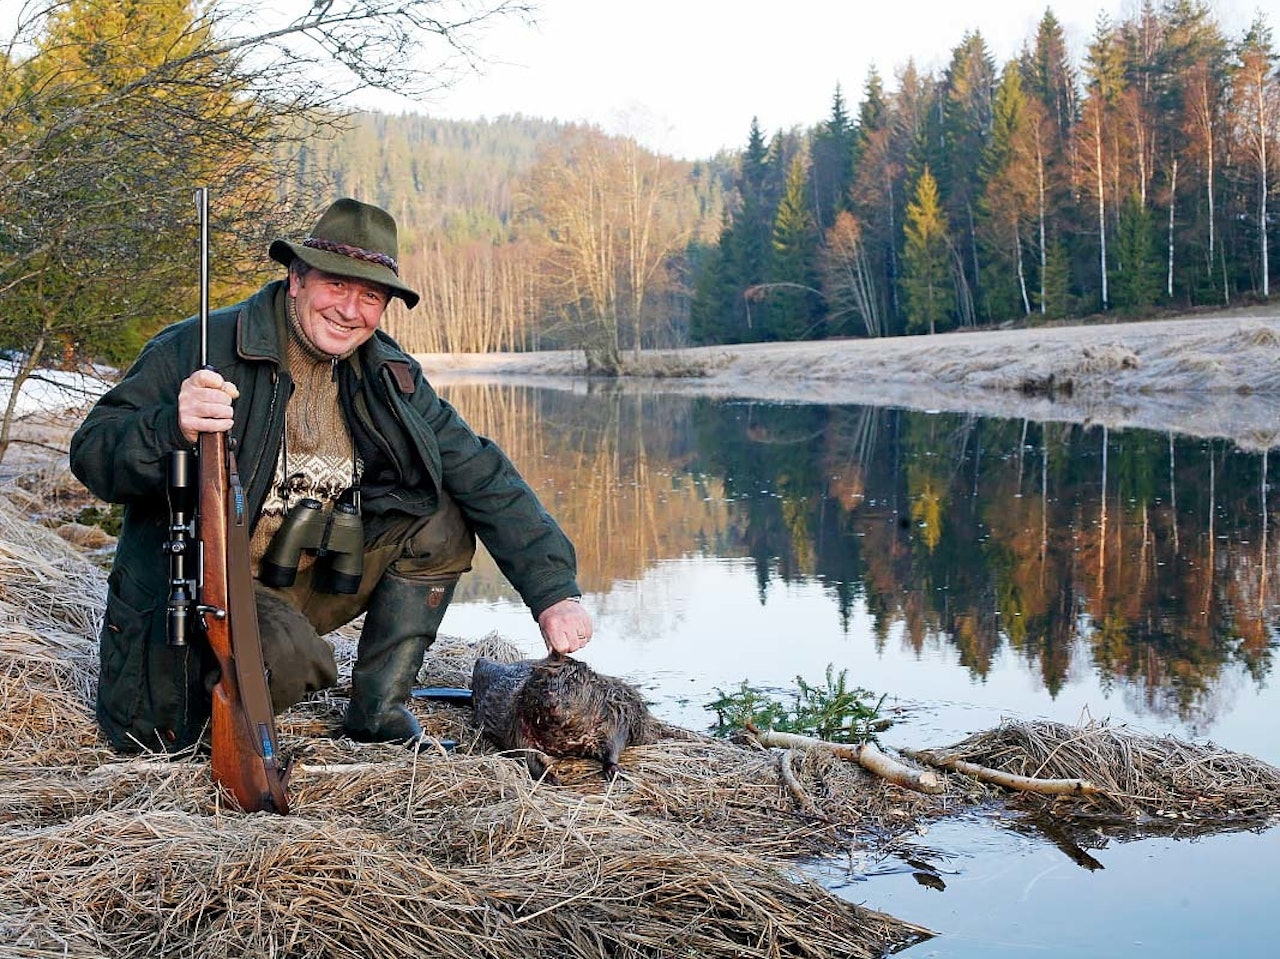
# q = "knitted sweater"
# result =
<box><xmin>248</xmin><ymin>330</ymin><xmax>357</xmax><ymax>575</ymax></box>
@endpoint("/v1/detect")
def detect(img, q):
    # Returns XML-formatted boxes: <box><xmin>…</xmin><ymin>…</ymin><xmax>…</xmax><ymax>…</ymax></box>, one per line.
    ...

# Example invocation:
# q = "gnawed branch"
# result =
<box><xmin>901</xmin><ymin>747</ymin><xmax>1102</xmax><ymax>797</ymax></box>
<box><xmin>777</xmin><ymin>748</ymin><xmax>830</xmax><ymax>821</ymax></box>
<box><xmin>749</xmin><ymin>725</ymin><xmax>945</xmax><ymax>794</ymax></box>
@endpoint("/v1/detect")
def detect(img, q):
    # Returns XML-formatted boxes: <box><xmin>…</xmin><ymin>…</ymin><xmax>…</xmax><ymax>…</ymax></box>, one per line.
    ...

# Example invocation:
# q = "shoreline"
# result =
<box><xmin>416</xmin><ymin>309</ymin><xmax>1280</xmax><ymax>449</ymax></box>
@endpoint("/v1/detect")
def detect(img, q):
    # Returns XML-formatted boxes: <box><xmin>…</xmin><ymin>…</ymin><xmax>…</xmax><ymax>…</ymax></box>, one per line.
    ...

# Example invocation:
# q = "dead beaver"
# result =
<box><xmin>471</xmin><ymin>654</ymin><xmax>671</xmax><ymax>783</ymax></box>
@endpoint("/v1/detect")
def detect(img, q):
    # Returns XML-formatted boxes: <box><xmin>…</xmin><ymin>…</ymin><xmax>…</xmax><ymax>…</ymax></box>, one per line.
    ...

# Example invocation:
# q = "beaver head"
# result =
<box><xmin>471</xmin><ymin>654</ymin><xmax>653</xmax><ymax>782</ymax></box>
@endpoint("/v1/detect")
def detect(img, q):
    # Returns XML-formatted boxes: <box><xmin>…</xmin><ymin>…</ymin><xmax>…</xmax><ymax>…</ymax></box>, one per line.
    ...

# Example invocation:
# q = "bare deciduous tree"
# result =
<box><xmin>819</xmin><ymin>211</ymin><xmax>882</xmax><ymax>337</ymax></box>
<box><xmin>0</xmin><ymin>0</ymin><xmax>529</xmax><ymax>464</ymax></box>
<box><xmin>523</xmin><ymin>129</ymin><xmax>694</xmax><ymax>373</ymax></box>
<box><xmin>1232</xmin><ymin>17</ymin><xmax>1279</xmax><ymax>300</ymax></box>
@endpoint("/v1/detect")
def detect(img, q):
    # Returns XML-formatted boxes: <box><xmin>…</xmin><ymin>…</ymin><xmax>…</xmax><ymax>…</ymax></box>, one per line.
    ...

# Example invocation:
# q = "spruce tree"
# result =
<box><xmin>901</xmin><ymin>166</ymin><xmax>953</xmax><ymax>334</ymax></box>
<box><xmin>1112</xmin><ymin>191</ymin><xmax>1161</xmax><ymax>311</ymax></box>
<box><xmin>767</xmin><ymin>153</ymin><xmax>823</xmax><ymax>339</ymax></box>
<box><xmin>1040</xmin><ymin>240</ymin><xmax>1072</xmax><ymax>318</ymax></box>
<box><xmin>809</xmin><ymin>85</ymin><xmax>855</xmax><ymax>232</ymax></box>
<box><xmin>939</xmin><ymin>32</ymin><xmax>996</xmax><ymax>325</ymax></box>
<box><xmin>689</xmin><ymin>119</ymin><xmax>777</xmax><ymax>343</ymax></box>
<box><xmin>689</xmin><ymin>219</ymin><xmax>735</xmax><ymax>344</ymax></box>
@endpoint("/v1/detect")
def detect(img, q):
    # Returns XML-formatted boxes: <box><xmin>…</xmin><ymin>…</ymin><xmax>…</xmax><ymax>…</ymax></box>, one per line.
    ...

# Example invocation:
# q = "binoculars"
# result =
<box><xmin>259</xmin><ymin>488</ymin><xmax>364</xmax><ymax>594</ymax></box>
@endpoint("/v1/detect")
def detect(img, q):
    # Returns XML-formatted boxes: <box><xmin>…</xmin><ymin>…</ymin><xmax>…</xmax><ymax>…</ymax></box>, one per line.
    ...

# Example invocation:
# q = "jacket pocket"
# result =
<box><xmin>97</xmin><ymin>585</ymin><xmax>155</xmax><ymax>731</ymax></box>
<box><xmin>97</xmin><ymin>572</ymin><xmax>208</xmax><ymax>752</ymax></box>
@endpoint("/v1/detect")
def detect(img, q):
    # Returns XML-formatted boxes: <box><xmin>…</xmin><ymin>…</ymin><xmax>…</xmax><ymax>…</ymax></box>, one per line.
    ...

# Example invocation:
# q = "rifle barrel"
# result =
<box><xmin>195</xmin><ymin>186</ymin><xmax>210</xmax><ymax>368</ymax></box>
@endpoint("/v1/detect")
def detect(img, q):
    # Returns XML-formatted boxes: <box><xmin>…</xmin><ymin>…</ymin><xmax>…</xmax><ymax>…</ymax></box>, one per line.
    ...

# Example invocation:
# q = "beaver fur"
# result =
<box><xmin>471</xmin><ymin>654</ymin><xmax>666</xmax><ymax>783</ymax></box>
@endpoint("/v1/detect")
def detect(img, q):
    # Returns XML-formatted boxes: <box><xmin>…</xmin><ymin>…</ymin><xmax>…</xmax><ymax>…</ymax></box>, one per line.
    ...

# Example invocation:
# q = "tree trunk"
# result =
<box><xmin>1166</xmin><ymin>156</ymin><xmax>1177</xmax><ymax>299</ymax></box>
<box><xmin>1037</xmin><ymin>133</ymin><xmax>1048</xmax><ymax>315</ymax></box>
<box><xmin>0</xmin><ymin>330</ymin><xmax>47</xmax><ymax>467</ymax></box>
<box><xmin>1016</xmin><ymin>226</ymin><xmax>1030</xmax><ymax>315</ymax></box>
<box><xmin>1095</xmin><ymin>111</ymin><xmax>1109</xmax><ymax>311</ymax></box>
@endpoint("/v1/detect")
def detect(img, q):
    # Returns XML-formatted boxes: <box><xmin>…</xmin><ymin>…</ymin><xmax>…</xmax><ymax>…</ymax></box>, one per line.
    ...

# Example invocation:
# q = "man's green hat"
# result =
<box><xmin>270</xmin><ymin>198</ymin><xmax>419</xmax><ymax>309</ymax></box>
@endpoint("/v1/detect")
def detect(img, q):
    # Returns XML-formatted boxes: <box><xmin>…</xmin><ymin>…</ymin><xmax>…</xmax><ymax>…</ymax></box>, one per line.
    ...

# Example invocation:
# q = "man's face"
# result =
<box><xmin>289</xmin><ymin>265</ymin><xmax>391</xmax><ymax>356</ymax></box>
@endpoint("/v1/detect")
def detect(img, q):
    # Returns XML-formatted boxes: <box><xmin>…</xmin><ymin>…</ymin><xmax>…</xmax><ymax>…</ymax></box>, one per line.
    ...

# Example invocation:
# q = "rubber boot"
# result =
<box><xmin>343</xmin><ymin>572</ymin><xmax>457</xmax><ymax>743</ymax></box>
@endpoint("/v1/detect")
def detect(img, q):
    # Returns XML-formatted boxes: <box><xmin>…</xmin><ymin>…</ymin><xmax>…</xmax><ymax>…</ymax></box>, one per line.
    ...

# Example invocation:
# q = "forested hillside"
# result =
<box><xmin>292</xmin><ymin>113</ymin><xmax>731</xmax><ymax>364</ymax></box>
<box><xmin>298</xmin><ymin>2</ymin><xmax>1280</xmax><ymax>358</ymax></box>
<box><xmin>294</xmin><ymin>113</ymin><xmax>574</xmax><ymax>242</ymax></box>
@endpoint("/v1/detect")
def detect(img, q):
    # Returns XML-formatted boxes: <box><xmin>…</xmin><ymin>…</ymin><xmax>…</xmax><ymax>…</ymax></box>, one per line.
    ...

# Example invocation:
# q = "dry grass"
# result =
<box><xmin>0</xmin><ymin>491</ymin><xmax>930</xmax><ymax>958</ymax></box>
<box><xmin>4</xmin><ymin>480</ymin><xmax>1279</xmax><ymax>958</ymax></box>
<box><xmin>936</xmin><ymin>718</ymin><xmax>1280</xmax><ymax>828</ymax></box>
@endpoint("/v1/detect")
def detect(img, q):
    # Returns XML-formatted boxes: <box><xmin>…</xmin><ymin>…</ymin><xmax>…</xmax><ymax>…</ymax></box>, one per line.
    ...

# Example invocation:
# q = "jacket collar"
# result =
<box><xmin>236</xmin><ymin>280</ymin><xmax>290</xmax><ymax>365</ymax></box>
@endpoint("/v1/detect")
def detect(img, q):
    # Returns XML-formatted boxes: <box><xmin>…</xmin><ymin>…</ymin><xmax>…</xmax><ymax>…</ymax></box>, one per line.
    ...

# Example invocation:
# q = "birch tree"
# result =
<box><xmin>1232</xmin><ymin>16</ymin><xmax>1279</xmax><ymax>299</ymax></box>
<box><xmin>525</xmin><ymin>130</ymin><xmax>693</xmax><ymax>370</ymax></box>
<box><xmin>1078</xmin><ymin>14</ymin><xmax>1127</xmax><ymax>312</ymax></box>
<box><xmin>820</xmin><ymin>211</ymin><xmax>883</xmax><ymax>336</ymax></box>
<box><xmin>1023</xmin><ymin>10</ymin><xmax>1078</xmax><ymax>316</ymax></box>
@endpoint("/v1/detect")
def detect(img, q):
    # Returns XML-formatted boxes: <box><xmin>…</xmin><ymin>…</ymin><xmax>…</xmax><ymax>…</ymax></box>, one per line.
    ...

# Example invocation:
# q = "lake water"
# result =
<box><xmin>434</xmin><ymin>379</ymin><xmax>1279</xmax><ymax>958</ymax></box>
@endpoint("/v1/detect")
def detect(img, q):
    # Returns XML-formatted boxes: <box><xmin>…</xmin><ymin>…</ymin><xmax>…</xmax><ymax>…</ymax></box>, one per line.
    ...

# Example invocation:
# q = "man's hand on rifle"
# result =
<box><xmin>179</xmin><ymin>368</ymin><xmax>241</xmax><ymax>443</ymax></box>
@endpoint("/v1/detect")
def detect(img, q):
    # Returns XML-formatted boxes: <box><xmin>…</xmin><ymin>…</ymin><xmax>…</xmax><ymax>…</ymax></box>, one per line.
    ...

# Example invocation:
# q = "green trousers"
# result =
<box><xmin>257</xmin><ymin>492</ymin><xmax>476</xmax><ymax>713</ymax></box>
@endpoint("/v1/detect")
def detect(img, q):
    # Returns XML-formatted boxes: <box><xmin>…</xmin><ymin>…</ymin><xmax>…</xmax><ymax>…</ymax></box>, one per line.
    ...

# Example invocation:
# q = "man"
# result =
<box><xmin>70</xmin><ymin>198</ymin><xmax>593</xmax><ymax>752</ymax></box>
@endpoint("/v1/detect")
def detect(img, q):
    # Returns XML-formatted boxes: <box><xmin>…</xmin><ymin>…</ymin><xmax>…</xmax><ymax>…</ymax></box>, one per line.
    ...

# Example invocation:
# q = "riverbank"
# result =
<box><xmin>417</xmin><ymin>306</ymin><xmax>1280</xmax><ymax>449</ymax></box>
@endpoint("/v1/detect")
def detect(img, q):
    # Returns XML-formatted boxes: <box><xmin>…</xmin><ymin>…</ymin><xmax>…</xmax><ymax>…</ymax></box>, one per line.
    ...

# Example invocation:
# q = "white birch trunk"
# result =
<box><xmin>1095</xmin><ymin>111</ymin><xmax>1109</xmax><ymax>310</ymax></box>
<box><xmin>1166</xmin><ymin>156</ymin><xmax>1177</xmax><ymax>299</ymax></box>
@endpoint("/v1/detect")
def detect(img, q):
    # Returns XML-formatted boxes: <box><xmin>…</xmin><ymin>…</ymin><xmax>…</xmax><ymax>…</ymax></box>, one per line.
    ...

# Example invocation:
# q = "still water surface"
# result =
<box><xmin>435</xmin><ymin>379</ymin><xmax>1278</xmax><ymax>957</ymax></box>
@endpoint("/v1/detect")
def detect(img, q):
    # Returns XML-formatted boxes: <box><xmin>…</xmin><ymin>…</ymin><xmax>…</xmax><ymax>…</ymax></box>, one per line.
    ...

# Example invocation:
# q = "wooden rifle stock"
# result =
<box><xmin>198</xmin><ymin>430</ymin><xmax>290</xmax><ymax>813</ymax></box>
<box><xmin>190</xmin><ymin>185</ymin><xmax>289</xmax><ymax>813</ymax></box>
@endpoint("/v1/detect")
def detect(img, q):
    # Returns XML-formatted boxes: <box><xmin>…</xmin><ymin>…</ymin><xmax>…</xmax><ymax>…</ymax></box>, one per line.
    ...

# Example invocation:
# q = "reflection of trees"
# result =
<box><xmin>436</xmin><ymin>382</ymin><xmax>1279</xmax><ymax>722</ymax></box>
<box><xmin>441</xmin><ymin>384</ymin><xmax>729</xmax><ymax>599</ymax></box>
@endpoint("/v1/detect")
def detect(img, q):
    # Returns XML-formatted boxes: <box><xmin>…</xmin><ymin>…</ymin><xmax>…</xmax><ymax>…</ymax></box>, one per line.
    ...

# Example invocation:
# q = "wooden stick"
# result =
<box><xmin>901</xmin><ymin>748</ymin><xmax>1102</xmax><ymax>796</ymax></box>
<box><xmin>88</xmin><ymin>760</ymin><xmax>202</xmax><ymax>776</ymax></box>
<box><xmin>750</xmin><ymin>727</ymin><xmax>945</xmax><ymax>794</ymax></box>
<box><xmin>776</xmin><ymin>748</ymin><xmax>830</xmax><ymax>821</ymax></box>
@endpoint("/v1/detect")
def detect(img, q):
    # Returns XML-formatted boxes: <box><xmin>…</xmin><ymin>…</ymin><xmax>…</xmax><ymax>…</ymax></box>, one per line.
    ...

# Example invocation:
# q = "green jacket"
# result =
<box><xmin>70</xmin><ymin>281</ymin><xmax>581</xmax><ymax>751</ymax></box>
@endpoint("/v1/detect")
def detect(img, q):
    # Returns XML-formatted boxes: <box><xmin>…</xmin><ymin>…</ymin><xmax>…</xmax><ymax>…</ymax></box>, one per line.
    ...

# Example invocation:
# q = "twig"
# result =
<box><xmin>777</xmin><ymin>748</ymin><xmax>830</xmax><ymax>821</ymax></box>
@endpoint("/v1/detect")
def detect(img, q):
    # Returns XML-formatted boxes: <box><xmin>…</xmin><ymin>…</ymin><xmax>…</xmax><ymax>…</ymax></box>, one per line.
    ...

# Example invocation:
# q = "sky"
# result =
<box><xmin>358</xmin><ymin>0</ymin><xmax>1261</xmax><ymax>160</ymax></box>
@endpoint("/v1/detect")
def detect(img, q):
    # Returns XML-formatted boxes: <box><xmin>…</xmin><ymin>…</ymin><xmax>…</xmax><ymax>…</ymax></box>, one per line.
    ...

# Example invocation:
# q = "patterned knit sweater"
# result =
<box><xmin>249</xmin><ymin>313</ymin><xmax>357</xmax><ymax>575</ymax></box>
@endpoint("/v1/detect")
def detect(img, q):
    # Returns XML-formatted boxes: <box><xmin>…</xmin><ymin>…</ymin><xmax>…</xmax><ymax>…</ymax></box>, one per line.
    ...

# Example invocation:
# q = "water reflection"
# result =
<box><xmin>435</xmin><ymin>379</ymin><xmax>1279</xmax><ymax>959</ymax></box>
<box><xmin>440</xmin><ymin>381</ymin><xmax>1278</xmax><ymax>749</ymax></box>
<box><xmin>815</xmin><ymin>815</ymin><xmax>1279</xmax><ymax>958</ymax></box>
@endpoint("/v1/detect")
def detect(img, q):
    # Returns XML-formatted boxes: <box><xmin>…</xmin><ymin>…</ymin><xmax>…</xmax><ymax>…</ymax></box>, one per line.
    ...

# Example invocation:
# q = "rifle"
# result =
<box><xmin>166</xmin><ymin>187</ymin><xmax>290</xmax><ymax>814</ymax></box>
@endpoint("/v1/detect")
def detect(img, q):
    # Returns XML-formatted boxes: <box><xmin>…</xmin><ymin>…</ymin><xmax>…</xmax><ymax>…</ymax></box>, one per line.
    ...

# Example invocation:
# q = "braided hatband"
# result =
<box><xmin>302</xmin><ymin>236</ymin><xmax>400</xmax><ymax>275</ymax></box>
